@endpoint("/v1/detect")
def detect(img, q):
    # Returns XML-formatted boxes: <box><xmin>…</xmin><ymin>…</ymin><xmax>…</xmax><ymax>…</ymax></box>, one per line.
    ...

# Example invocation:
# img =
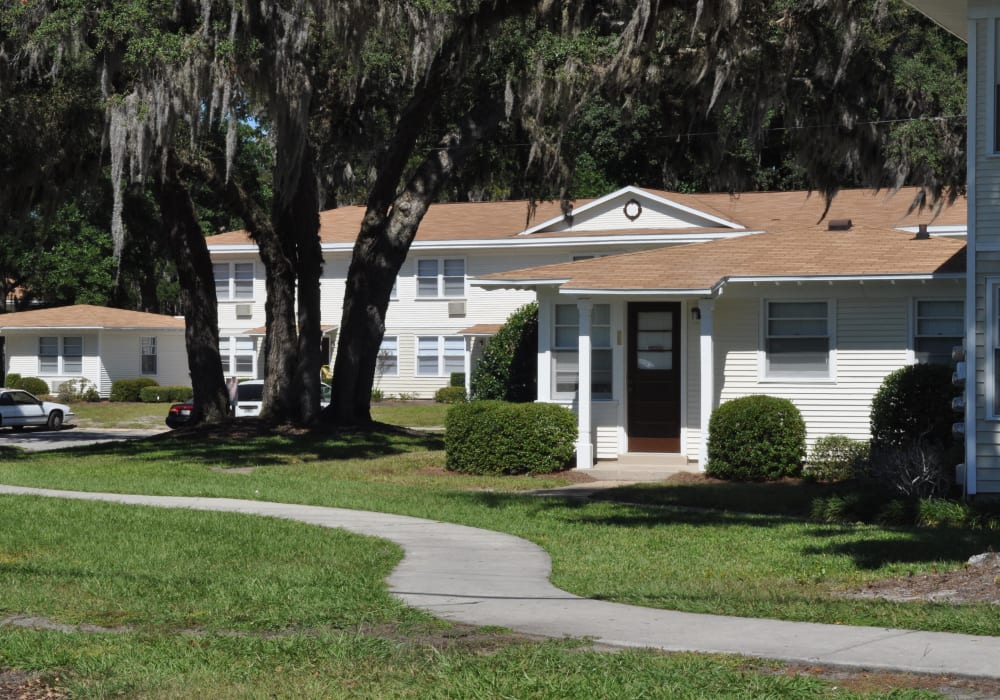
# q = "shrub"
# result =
<box><xmin>57</xmin><ymin>378</ymin><xmax>101</xmax><ymax>403</ymax></box>
<box><xmin>445</xmin><ymin>400</ymin><xmax>576</xmax><ymax>475</ymax></box>
<box><xmin>434</xmin><ymin>386</ymin><xmax>466</xmax><ymax>404</ymax></box>
<box><xmin>371</xmin><ymin>388</ymin><xmax>384</xmax><ymax>402</ymax></box>
<box><xmin>706</xmin><ymin>395</ymin><xmax>806</xmax><ymax>481</ymax></box>
<box><xmin>3</xmin><ymin>373</ymin><xmax>21</xmax><ymax>388</ymax></box>
<box><xmin>868</xmin><ymin>364</ymin><xmax>959</xmax><ymax>499</ymax></box>
<box><xmin>470</xmin><ymin>302</ymin><xmax>537</xmax><ymax>402</ymax></box>
<box><xmin>16</xmin><ymin>377</ymin><xmax>49</xmax><ymax>396</ymax></box>
<box><xmin>110</xmin><ymin>378</ymin><xmax>159</xmax><ymax>402</ymax></box>
<box><xmin>139</xmin><ymin>385</ymin><xmax>191</xmax><ymax>403</ymax></box>
<box><xmin>449</xmin><ymin>372</ymin><xmax>465</xmax><ymax>388</ymax></box>
<box><xmin>805</xmin><ymin>435</ymin><xmax>870</xmax><ymax>482</ymax></box>
<box><xmin>870</xmin><ymin>364</ymin><xmax>957</xmax><ymax>450</ymax></box>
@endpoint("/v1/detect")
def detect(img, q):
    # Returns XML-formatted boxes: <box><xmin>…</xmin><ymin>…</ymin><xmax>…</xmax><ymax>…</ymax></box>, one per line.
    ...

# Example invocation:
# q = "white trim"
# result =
<box><xmin>414</xmin><ymin>334</ymin><xmax>465</xmax><ymax>377</ymax></box>
<box><xmin>966</xmin><ymin>18</ymin><xmax>978</xmax><ymax>496</ymax></box>
<box><xmin>559</xmin><ymin>288</ymin><xmax>718</xmax><ymax>297</ymax></box>
<box><xmin>990</xmin><ymin>18</ymin><xmax>998</xmax><ymax>155</ymax></box>
<box><xmin>518</xmin><ymin>186</ymin><xmax>746</xmax><ymax>235</ymax></box>
<box><xmin>728</xmin><ymin>273</ymin><xmax>965</xmax><ymax>284</ymax></box>
<box><xmin>986</xmin><ymin>279</ymin><xmax>1000</xmax><ymax>421</ymax></box>
<box><xmin>697</xmin><ymin>299</ymin><xmax>715</xmax><ymax>470</ymax></box>
<box><xmin>414</xmin><ymin>257</ymin><xmax>467</xmax><ymax>299</ymax></box>
<box><xmin>576</xmin><ymin>300</ymin><xmax>594</xmax><ymax>469</ymax></box>
<box><xmin>759</xmin><ymin>299</ymin><xmax>836</xmax><ymax>382</ymax></box>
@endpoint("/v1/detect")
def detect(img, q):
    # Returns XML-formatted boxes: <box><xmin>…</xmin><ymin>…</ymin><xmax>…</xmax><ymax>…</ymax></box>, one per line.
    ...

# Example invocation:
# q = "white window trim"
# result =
<box><xmin>140</xmin><ymin>336</ymin><xmax>158</xmax><ymax>376</ymax></box>
<box><xmin>759</xmin><ymin>298</ymin><xmax>836</xmax><ymax>383</ymax></box>
<box><xmin>38</xmin><ymin>335</ymin><xmax>84</xmax><ymax>376</ymax></box>
<box><xmin>912</xmin><ymin>297</ymin><xmax>964</xmax><ymax>366</ymax></box>
<box><xmin>551</xmin><ymin>303</ymin><xmax>614</xmax><ymax>400</ymax></box>
<box><xmin>987</xmin><ymin>279</ymin><xmax>1000</xmax><ymax>420</ymax></box>
<box><xmin>414</xmin><ymin>335</ymin><xmax>465</xmax><ymax>377</ymax></box>
<box><xmin>415</xmin><ymin>258</ymin><xmax>466</xmax><ymax>299</ymax></box>
<box><xmin>990</xmin><ymin>18</ymin><xmax>1000</xmax><ymax>155</ymax></box>
<box><xmin>219</xmin><ymin>335</ymin><xmax>257</xmax><ymax>377</ymax></box>
<box><xmin>378</xmin><ymin>335</ymin><xmax>399</xmax><ymax>377</ymax></box>
<box><xmin>214</xmin><ymin>261</ymin><xmax>256</xmax><ymax>302</ymax></box>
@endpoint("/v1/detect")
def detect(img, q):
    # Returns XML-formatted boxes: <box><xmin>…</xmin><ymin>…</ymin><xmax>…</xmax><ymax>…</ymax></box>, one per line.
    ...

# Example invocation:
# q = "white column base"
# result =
<box><xmin>575</xmin><ymin>441</ymin><xmax>594</xmax><ymax>469</ymax></box>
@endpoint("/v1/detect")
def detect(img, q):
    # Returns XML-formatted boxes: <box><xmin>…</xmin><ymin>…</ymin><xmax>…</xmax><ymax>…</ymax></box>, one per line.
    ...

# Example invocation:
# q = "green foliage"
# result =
<box><xmin>445</xmin><ymin>400</ymin><xmax>576</xmax><ymax>475</ymax></box>
<box><xmin>139</xmin><ymin>386</ymin><xmax>192</xmax><ymax>403</ymax></box>
<box><xmin>805</xmin><ymin>435</ymin><xmax>870</xmax><ymax>482</ymax></box>
<box><xmin>470</xmin><ymin>302</ymin><xmax>537</xmax><ymax>402</ymax></box>
<box><xmin>15</xmin><ymin>377</ymin><xmax>50</xmax><ymax>396</ymax></box>
<box><xmin>371</xmin><ymin>388</ymin><xmax>385</xmax><ymax>402</ymax></box>
<box><xmin>810</xmin><ymin>490</ymin><xmax>1000</xmax><ymax>530</ymax></box>
<box><xmin>706</xmin><ymin>395</ymin><xmax>806</xmax><ymax>481</ymax></box>
<box><xmin>434</xmin><ymin>386</ymin><xmax>466</xmax><ymax>404</ymax></box>
<box><xmin>110</xmin><ymin>378</ymin><xmax>159</xmax><ymax>403</ymax></box>
<box><xmin>449</xmin><ymin>372</ymin><xmax>465</xmax><ymax>388</ymax></box>
<box><xmin>870</xmin><ymin>364</ymin><xmax>957</xmax><ymax>449</ymax></box>
<box><xmin>3</xmin><ymin>373</ymin><xmax>21</xmax><ymax>388</ymax></box>
<box><xmin>57</xmin><ymin>378</ymin><xmax>101</xmax><ymax>403</ymax></box>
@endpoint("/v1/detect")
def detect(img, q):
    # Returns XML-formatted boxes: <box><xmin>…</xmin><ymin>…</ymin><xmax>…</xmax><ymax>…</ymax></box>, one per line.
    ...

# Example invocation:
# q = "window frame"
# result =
<box><xmin>415</xmin><ymin>258</ymin><xmax>466</xmax><ymax>299</ymax></box>
<box><xmin>913</xmin><ymin>298</ymin><xmax>964</xmax><ymax>366</ymax></box>
<box><xmin>414</xmin><ymin>335</ymin><xmax>465</xmax><ymax>377</ymax></box>
<box><xmin>377</xmin><ymin>335</ymin><xmax>399</xmax><ymax>377</ymax></box>
<box><xmin>988</xmin><ymin>279</ymin><xmax>1000</xmax><ymax>420</ymax></box>
<box><xmin>213</xmin><ymin>261</ymin><xmax>256</xmax><ymax>302</ymax></box>
<box><xmin>551</xmin><ymin>303</ymin><xmax>613</xmax><ymax>400</ymax></box>
<box><xmin>219</xmin><ymin>336</ymin><xmax>257</xmax><ymax>377</ymax></box>
<box><xmin>761</xmin><ymin>299</ymin><xmax>834</xmax><ymax>381</ymax></box>
<box><xmin>38</xmin><ymin>336</ymin><xmax>83</xmax><ymax>375</ymax></box>
<box><xmin>140</xmin><ymin>336</ymin><xmax>158</xmax><ymax>375</ymax></box>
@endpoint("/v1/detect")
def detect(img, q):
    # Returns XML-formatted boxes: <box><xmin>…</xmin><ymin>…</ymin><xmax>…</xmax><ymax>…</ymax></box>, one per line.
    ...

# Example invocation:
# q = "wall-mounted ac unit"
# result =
<box><xmin>448</xmin><ymin>300</ymin><xmax>467</xmax><ymax>318</ymax></box>
<box><xmin>235</xmin><ymin>304</ymin><xmax>253</xmax><ymax>319</ymax></box>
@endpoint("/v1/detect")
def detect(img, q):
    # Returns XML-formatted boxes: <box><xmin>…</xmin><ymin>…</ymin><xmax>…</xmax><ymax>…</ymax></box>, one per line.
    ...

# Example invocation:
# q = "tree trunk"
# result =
<box><xmin>325</xmin><ymin>99</ymin><xmax>503</xmax><ymax>426</ymax></box>
<box><xmin>155</xmin><ymin>149</ymin><xmax>229</xmax><ymax>424</ymax></box>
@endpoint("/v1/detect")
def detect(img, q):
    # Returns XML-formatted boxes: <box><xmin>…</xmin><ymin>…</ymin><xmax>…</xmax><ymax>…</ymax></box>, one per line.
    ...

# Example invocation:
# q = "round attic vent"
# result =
<box><xmin>623</xmin><ymin>198</ymin><xmax>643</xmax><ymax>221</ymax></box>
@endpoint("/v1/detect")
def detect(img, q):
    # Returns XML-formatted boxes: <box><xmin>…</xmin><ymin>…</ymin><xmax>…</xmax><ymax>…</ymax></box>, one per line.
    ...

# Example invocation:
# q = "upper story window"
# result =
<box><xmin>552</xmin><ymin>303</ymin><xmax>612</xmax><ymax>399</ymax></box>
<box><xmin>38</xmin><ymin>336</ymin><xmax>83</xmax><ymax>375</ymax></box>
<box><xmin>416</xmin><ymin>259</ymin><xmax>465</xmax><ymax>298</ymax></box>
<box><xmin>914</xmin><ymin>299</ymin><xmax>963</xmax><ymax>366</ymax></box>
<box><xmin>764</xmin><ymin>301</ymin><xmax>831</xmax><ymax>379</ymax></box>
<box><xmin>214</xmin><ymin>262</ymin><xmax>254</xmax><ymax>301</ymax></box>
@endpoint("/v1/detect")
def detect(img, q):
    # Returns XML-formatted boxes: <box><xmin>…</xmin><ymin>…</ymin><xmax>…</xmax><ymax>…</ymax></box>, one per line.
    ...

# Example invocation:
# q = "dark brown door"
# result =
<box><xmin>627</xmin><ymin>302</ymin><xmax>681</xmax><ymax>452</ymax></box>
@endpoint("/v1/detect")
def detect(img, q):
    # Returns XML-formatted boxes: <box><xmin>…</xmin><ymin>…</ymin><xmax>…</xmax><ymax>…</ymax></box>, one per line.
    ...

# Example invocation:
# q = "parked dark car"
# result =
<box><xmin>165</xmin><ymin>400</ymin><xmax>195</xmax><ymax>429</ymax></box>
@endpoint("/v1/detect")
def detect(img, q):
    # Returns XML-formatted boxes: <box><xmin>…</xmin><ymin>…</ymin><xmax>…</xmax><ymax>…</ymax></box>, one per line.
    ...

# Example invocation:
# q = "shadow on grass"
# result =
<box><xmin>48</xmin><ymin>421</ymin><xmax>444</xmax><ymax>468</ymax></box>
<box><xmin>801</xmin><ymin>529</ymin><xmax>999</xmax><ymax>570</ymax></box>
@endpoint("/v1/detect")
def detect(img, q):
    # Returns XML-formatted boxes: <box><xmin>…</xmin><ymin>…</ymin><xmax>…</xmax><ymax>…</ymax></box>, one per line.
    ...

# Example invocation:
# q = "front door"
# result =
<box><xmin>627</xmin><ymin>302</ymin><xmax>681</xmax><ymax>452</ymax></box>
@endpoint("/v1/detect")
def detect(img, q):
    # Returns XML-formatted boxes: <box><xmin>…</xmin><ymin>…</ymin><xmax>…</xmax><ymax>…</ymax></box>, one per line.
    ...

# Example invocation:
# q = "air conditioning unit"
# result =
<box><xmin>235</xmin><ymin>304</ymin><xmax>253</xmax><ymax>319</ymax></box>
<box><xmin>448</xmin><ymin>300</ymin><xmax>466</xmax><ymax>318</ymax></box>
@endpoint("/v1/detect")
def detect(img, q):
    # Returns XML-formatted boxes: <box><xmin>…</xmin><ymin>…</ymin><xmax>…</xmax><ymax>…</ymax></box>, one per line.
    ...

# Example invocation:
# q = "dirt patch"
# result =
<box><xmin>0</xmin><ymin>669</ymin><xmax>67</xmax><ymax>699</ymax></box>
<box><xmin>771</xmin><ymin>664</ymin><xmax>1000</xmax><ymax>699</ymax></box>
<box><xmin>841</xmin><ymin>553</ymin><xmax>1000</xmax><ymax>605</ymax></box>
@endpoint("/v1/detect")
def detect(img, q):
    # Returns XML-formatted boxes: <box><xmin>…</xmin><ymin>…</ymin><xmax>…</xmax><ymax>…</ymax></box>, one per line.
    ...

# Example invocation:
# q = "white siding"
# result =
<box><xmin>98</xmin><ymin>332</ymin><xmax>190</xmax><ymax>395</ymax></box>
<box><xmin>538</xmin><ymin>192</ymin><xmax>735</xmax><ymax>232</ymax></box>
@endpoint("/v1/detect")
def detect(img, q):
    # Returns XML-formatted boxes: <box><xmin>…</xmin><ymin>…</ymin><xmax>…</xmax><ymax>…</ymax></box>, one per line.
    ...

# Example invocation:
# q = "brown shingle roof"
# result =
<box><xmin>207</xmin><ymin>187</ymin><xmax>965</xmax><ymax>247</ymax></box>
<box><xmin>0</xmin><ymin>305</ymin><xmax>185</xmax><ymax>330</ymax></box>
<box><xmin>478</xmin><ymin>227</ymin><xmax>966</xmax><ymax>292</ymax></box>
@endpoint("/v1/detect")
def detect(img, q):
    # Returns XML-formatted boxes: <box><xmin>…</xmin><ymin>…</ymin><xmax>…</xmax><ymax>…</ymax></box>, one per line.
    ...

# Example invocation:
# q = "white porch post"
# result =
<box><xmin>576</xmin><ymin>299</ymin><xmax>594</xmax><ymax>469</ymax></box>
<box><xmin>698</xmin><ymin>299</ymin><xmax>715</xmax><ymax>470</ymax></box>
<box><xmin>464</xmin><ymin>336</ymin><xmax>473</xmax><ymax>397</ymax></box>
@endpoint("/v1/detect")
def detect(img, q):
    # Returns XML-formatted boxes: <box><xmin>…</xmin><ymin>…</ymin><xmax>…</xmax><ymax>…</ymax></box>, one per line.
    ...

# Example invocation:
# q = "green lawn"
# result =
<box><xmin>0</xmin><ymin>428</ymin><xmax>991</xmax><ymax>696</ymax></box>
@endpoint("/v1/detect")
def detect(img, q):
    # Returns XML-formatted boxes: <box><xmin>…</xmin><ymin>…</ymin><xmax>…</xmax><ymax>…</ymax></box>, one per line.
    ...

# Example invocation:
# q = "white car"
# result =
<box><xmin>231</xmin><ymin>380</ymin><xmax>333</xmax><ymax>417</ymax></box>
<box><xmin>0</xmin><ymin>388</ymin><xmax>74</xmax><ymax>431</ymax></box>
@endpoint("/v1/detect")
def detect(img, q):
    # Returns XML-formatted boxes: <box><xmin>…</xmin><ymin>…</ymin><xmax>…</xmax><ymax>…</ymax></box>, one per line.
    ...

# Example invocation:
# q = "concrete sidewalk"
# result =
<box><xmin>1</xmin><ymin>484</ymin><xmax>997</xmax><ymax>679</ymax></box>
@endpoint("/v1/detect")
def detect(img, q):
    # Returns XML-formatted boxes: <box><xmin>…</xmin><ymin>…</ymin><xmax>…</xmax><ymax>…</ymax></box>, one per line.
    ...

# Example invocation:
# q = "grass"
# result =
<box><xmin>0</xmin><ymin>423</ymin><xmax>994</xmax><ymax>695</ymax></box>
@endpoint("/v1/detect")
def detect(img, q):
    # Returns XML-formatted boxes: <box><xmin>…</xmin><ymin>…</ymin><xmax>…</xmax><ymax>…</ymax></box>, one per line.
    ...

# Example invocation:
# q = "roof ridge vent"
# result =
<box><xmin>915</xmin><ymin>223</ymin><xmax>931</xmax><ymax>240</ymax></box>
<box><xmin>827</xmin><ymin>218</ymin><xmax>852</xmax><ymax>231</ymax></box>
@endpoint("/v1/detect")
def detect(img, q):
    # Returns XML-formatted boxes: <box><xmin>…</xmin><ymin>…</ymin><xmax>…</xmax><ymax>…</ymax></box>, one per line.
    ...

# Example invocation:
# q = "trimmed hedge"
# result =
<box><xmin>110</xmin><ymin>378</ymin><xmax>159</xmax><ymax>402</ymax></box>
<box><xmin>3</xmin><ymin>373</ymin><xmax>21</xmax><ymax>388</ymax></box>
<box><xmin>445</xmin><ymin>400</ymin><xmax>576</xmax><ymax>475</ymax></box>
<box><xmin>434</xmin><ymin>386</ymin><xmax>466</xmax><ymax>404</ymax></box>
<box><xmin>470</xmin><ymin>302</ymin><xmax>537</xmax><ymax>402</ymax></box>
<box><xmin>805</xmin><ymin>435</ymin><xmax>870</xmax><ymax>482</ymax></box>
<box><xmin>706</xmin><ymin>395</ymin><xmax>806</xmax><ymax>481</ymax></box>
<box><xmin>16</xmin><ymin>376</ymin><xmax>49</xmax><ymax>396</ymax></box>
<box><xmin>449</xmin><ymin>372</ymin><xmax>465</xmax><ymax>388</ymax></box>
<box><xmin>139</xmin><ymin>385</ymin><xmax>192</xmax><ymax>403</ymax></box>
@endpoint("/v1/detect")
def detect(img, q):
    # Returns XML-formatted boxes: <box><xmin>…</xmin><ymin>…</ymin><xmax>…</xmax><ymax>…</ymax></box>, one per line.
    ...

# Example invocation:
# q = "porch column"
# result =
<box><xmin>464</xmin><ymin>336</ymin><xmax>473</xmax><ymax>397</ymax></box>
<box><xmin>576</xmin><ymin>299</ymin><xmax>594</xmax><ymax>469</ymax></box>
<box><xmin>698</xmin><ymin>298</ymin><xmax>715</xmax><ymax>470</ymax></box>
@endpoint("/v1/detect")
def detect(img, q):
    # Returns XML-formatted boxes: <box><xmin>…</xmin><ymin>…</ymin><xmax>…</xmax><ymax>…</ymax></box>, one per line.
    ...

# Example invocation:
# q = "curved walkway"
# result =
<box><xmin>2</xmin><ymin>484</ymin><xmax>998</xmax><ymax>679</ymax></box>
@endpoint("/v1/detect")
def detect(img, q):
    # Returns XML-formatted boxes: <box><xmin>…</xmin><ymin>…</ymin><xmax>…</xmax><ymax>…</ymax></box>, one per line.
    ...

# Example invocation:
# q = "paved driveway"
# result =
<box><xmin>0</xmin><ymin>427</ymin><xmax>165</xmax><ymax>451</ymax></box>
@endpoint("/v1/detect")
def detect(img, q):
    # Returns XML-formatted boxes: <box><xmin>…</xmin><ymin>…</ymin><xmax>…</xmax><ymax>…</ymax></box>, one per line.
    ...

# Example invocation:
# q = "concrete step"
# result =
<box><xmin>582</xmin><ymin>455</ymin><xmax>696</xmax><ymax>483</ymax></box>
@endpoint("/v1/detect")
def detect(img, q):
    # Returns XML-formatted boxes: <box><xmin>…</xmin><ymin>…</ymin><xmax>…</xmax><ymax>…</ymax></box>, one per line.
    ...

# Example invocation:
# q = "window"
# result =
<box><xmin>416</xmin><ymin>336</ymin><xmax>464</xmax><ymax>376</ymax></box>
<box><xmin>38</xmin><ymin>337</ymin><xmax>58</xmax><ymax>374</ymax></box>
<box><xmin>219</xmin><ymin>336</ymin><xmax>256</xmax><ymax>376</ymax></box>
<box><xmin>416</xmin><ymin>259</ymin><xmax>465</xmax><ymax>298</ymax></box>
<box><xmin>764</xmin><ymin>301</ymin><xmax>831</xmax><ymax>378</ymax></box>
<box><xmin>552</xmin><ymin>304</ymin><xmax>612</xmax><ymax>399</ymax></box>
<box><xmin>377</xmin><ymin>336</ymin><xmax>398</xmax><ymax>377</ymax></box>
<box><xmin>38</xmin><ymin>336</ymin><xmax>82</xmax><ymax>375</ymax></box>
<box><xmin>992</xmin><ymin>281</ymin><xmax>1000</xmax><ymax>418</ymax></box>
<box><xmin>915</xmin><ymin>300</ymin><xmax>963</xmax><ymax>366</ymax></box>
<box><xmin>141</xmin><ymin>336</ymin><xmax>157</xmax><ymax>375</ymax></box>
<box><xmin>213</xmin><ymin>262</ymin><xmax>255</xmax><ymax>301</ymax></box>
